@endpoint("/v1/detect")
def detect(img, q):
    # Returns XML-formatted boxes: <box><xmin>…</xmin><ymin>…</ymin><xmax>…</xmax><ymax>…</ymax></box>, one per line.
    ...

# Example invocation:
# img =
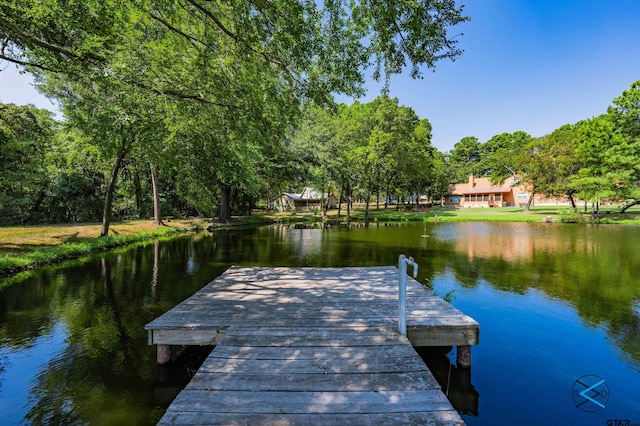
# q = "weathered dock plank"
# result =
<box><xmin>187</xmin><ymin>371</ymin><xmax>440</xmax><ymax>392</ymax></box>
<box><xmin>158</xmin><ymin>328</ymin><xmax>464</xmax><ymax>425</ymax></box>
<box><xmin>165</xmin><ymin>389</ymin><xmax>455</xmax><ymax>414</ymax></box>
<box><xmin>160</xmin><ymin>411</ymin><xmax>464</xmax><ymax>426</ymax></box>
<box><xmin>146</xmin><ymin>266</ymin><xmax>479</xmax><ymax>348</ymax></box>
<box><xmin>148</xmin><ymin>266</ymin><xmax>477</xmax><ymax>425</ymax></box>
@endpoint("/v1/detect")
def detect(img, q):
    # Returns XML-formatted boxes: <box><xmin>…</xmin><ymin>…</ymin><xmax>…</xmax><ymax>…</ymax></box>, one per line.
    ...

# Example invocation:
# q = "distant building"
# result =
<box><xmin>271</xmin><ymin>187</ymin><xmax>338</xmax><ymax>211</ymax></box>
<box><xmin>444</xmin><ymin>175</ymin><xmax>574</xmax><ymax>208</ymax></box>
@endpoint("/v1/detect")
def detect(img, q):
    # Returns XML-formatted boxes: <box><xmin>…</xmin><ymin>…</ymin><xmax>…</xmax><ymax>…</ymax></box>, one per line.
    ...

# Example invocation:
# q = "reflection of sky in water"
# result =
<box><xmin>0</xmin><ymin>322</ymin><xmax>68</xmax><ymax>425</ymax></box>
<box><xmin>187</xmin><ymin>254</ymin><xmax>199</xmax><ymax>277</ymax></box>
<box><xmin>433</xmin><ymin>271</ymin><xmax>640</xmax><ymax>425</ymax></box>
<box><xmin>286</xmin><ymin>229</ymin><xmax>323</xmax><ymax>264</ymax></box>
<box><xmin>431</xmin><ymin>223</ymin><xmax>460</xmax><ymax>243</ymax></box>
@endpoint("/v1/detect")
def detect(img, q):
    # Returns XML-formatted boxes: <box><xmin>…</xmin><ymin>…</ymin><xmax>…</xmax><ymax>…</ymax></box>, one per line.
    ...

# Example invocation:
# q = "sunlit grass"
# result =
<box><xmin>254</xmin><ymin>204</ymin><xmax>640</xmax><ymax>224</ymax></box>
<box><xmin>0</xmin><ymin>221</ymin><xmax>190</xmax><ymax>277</ymax></box>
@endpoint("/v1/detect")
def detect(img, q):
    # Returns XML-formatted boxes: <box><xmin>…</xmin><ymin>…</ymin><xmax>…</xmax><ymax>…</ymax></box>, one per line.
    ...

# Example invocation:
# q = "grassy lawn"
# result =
<box><xmin>256</xmin><ymin>204</ymin><xmax>640</xmax><ymax>224</ymax></box>
<box><xmin>2</xmin><ymin>222</ymin><xmax>175</xmax><ymax>254</ymax></box>
<box><xmin>0</xmin><ymin>220</ymin><xmax>193</xmax><ymax>278</ymax></box>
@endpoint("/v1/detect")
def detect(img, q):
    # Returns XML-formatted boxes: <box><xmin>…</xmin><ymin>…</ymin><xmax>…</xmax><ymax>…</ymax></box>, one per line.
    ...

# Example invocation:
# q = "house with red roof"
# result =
<box><xmin>445</xmin><ymin>175</ymin><xmax>530</xmax><ymax>207</ymax></box>
<box><xmin>445</xmin><ymin>175</ymin><xmax>574</xmax><ymax>208</ymax></box>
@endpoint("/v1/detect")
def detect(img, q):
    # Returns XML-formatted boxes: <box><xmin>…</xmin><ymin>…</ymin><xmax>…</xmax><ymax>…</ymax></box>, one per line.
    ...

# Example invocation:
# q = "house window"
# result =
<box><xmin>517</xmin><ymin>192</ymin><xmax>529</xmax><ymax>200</ymax></box>
<box><xmin>482</xmin><ymin>194</ymin><xmax>489</xmax><ymax>201</ymax></box>
<box><xmin>495</xmin><ymin>194</ymin><xmax>502</xmax><ymax>201</ymax></box>
<box><xmin>450</xmin><ymin>196</ymin><xmax>461</xmax><ymax>203</ymax></box>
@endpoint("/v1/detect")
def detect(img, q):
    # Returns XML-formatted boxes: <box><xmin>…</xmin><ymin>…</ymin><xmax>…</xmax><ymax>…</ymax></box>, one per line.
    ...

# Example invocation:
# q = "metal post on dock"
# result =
<box><xmin>398</xmin><ymin>254</ymin><xmax>418</xmax><ymax>336</ymax></box>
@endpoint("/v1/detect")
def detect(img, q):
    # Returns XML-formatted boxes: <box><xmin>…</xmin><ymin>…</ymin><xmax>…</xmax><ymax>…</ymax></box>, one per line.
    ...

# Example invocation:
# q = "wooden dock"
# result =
<box><xmin>146</xmin><ymin>266</ymin><xmax>479</xmax><ymax>425</ymax></box>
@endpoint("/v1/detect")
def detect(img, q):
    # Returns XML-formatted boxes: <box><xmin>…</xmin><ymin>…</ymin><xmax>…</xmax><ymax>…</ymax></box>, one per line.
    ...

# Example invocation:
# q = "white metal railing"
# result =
<box><xmin>398</xmin><ymin>254</ymin><xmax>418</xmax><ymax>335</ymax></box>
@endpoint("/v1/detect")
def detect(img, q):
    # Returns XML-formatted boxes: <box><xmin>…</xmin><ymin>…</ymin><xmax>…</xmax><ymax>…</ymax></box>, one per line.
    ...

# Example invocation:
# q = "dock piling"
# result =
<box><xmin>457</xmin><ymin>345</ymin><xmax>472</xmax><ymax>368</ymax></box>
<box><xmin>157</xmin><ymin>345</ymin><xmax>172</xmax><ymax>364</ymax></box>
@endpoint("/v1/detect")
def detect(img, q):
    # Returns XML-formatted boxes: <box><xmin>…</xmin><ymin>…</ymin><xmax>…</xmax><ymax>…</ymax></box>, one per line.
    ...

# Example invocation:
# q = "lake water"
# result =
<box><xmin>1</xmin><ymin>222</ymin><xmax>639</xmax><ymax>425</ymax></box>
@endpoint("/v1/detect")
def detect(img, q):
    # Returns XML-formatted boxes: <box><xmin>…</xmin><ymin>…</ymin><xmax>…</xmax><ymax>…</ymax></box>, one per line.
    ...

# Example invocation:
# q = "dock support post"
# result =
<box><xmin>457</xmin><ymin>345</ymin><xmax>471</xmax><ymax>368</ymax></box>
<box><xmin>157</xmin><ymin>345</ymin><xmax>172</xmax><ymax>364</ymax></box>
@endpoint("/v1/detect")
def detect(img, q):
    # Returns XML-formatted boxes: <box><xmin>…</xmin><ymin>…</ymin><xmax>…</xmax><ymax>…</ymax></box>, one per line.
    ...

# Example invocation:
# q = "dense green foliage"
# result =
<box><xmin>0</xmin><ymin>0</ymin><xmax>468</xmax><ymax>232</ymax></box>
<box><xmin>0</xmin><ymin>0</ymin><xmax>638</xmax><ymax>228</ymax></box>
<box><xmin>290</xmin><ymin>95</ymin><xmax>438</xmax><ymax>220</ymax></box>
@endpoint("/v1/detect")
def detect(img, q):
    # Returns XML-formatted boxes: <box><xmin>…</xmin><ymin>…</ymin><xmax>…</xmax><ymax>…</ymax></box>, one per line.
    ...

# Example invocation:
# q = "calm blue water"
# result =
<box><xmin>0</xmin><ymin>222</ymin><xmax>639</xmax><ymax>425</ymax></box>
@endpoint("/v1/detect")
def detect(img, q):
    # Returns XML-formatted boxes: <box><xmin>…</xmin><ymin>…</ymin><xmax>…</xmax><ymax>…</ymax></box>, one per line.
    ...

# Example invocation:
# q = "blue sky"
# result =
<box><xmin>1</xmin><ymin>0</ymin><xmax>639</xmax><ymax>152</ymax></box>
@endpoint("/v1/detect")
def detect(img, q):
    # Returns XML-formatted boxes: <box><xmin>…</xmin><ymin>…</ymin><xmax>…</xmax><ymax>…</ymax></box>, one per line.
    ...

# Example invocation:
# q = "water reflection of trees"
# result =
<box><xmin>0</xmin><ymin>240</ymin><xmax>219</xmax><ymax>425</ymax></box>
<box><xmin>438</xmin><ymin>222</ymin><xmax>640</xmax><ymax>367</ymax></box>
<box><xmin>21</xmin><ymin>256</ymin><xmax>163</xmax><ymax>424</ymax></box>
<box><xmin>2</xmin><ymin>222</ymin><xmax>639</xmax><ymax>423</ymax></box>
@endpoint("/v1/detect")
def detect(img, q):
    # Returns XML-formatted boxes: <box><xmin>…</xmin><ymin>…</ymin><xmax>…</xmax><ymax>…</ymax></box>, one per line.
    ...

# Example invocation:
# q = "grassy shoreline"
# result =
<box><xmin>1</xmin><ymin>206</ymin><xmax>639</xmax><ymax>279</ymax></box>
<box><xmin>0</xmin><ymin>223</ymin><xmax>189</xmax><ymax>278</ymax></box>
<box><xmin>257</xmin><ymin>204</ymin><xmax>640</xmax><ymax>224</ymax></box>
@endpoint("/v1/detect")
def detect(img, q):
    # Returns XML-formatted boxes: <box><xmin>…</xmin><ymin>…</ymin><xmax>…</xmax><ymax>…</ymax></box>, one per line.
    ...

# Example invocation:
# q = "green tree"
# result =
<box><xmin>368</xmin><ymin>96</ymin><xmax>426</xmax><ymax>210</ymax></box>
<box><xmin>0</xmin><ymin>103</ymin><xmax>58</xmax><ymax>225</ymax></box>
<box><xmin>608</xmin><ymin>80</ymin><xmax>640</xmax><ymax>212</ymax></box>
<box><xmin>480</xmin><ymin>131</ymin><xmax>533</xmax><ymax>182</ymax></box>
<box><xmin>398</xmin><ymin>118</ymin><xmax>436</xmax><ymax>208</ymax></box>
<box><xmin>426</xmin><ymin>150</ymin><xmax>451</xmax><ymax>206</ymax></box>
<box><xmin>43</xmin><ymin>127</ymin><xmax>106</xmax><ymax>222</ymax></box>
<box><xmin>2</xmin><ymin>0</ymin><xmax>468</xmax><ymax>224</ymax></box>
<box><xmin>40</xmin><ymin>73</ymin><xmax>168</xmax><ymax>235</ymax></box>
<box><xmin>288</xmin><ymin>106</ymin><xmax>343</xmax><ymax>216</ymax></box>
<box><xmin>610</xmin><ymin>80</ymin><xmax>640</xmax><ymax>139</ymax></box>
<box><xmin>518</xmin><ymin>125</ymin><xmax>580</xmax><ymax>209</ymax></box>
<box><xmin>571</xmin><ymin>115</ymin><xmax>633</xmax><ymax>218</ymax></box>
<box><xmin>447</xmin><ymin>136</ymin><xmax>482</xmax><ymax>183</ymax></box>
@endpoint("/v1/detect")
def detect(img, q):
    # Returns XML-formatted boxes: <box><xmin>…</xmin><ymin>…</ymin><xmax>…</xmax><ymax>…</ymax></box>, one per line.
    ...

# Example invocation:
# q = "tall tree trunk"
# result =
<box><xmin>133</xmin><ymin>170</ymin><xmax>143</xmax><ymax>218</ymax></box>
<box><xmin>346</xmin><ymin>190</ymin><xmax>351</xmax><ymax>223</ymax></box>
<box><xmin>247</xmin><ymin>196</ymin><xmax>252</xmax><ymax>216</ymax></box>
<box><xmin>29</xmin><ymin>188</ymin><xmax>47</xmax><ymax>222</ymax></box>
<box><xmin>568</xmin><ymin>192</ymin><xmax>576</xmax><ymax>209</ymax></box>
<box><xmin>525</xmin><ymin>191</ymin><xmax>535</xmax><ymax>211</ymax></box>
<box><xmin>323</xmin><ymin>188</ymin><xmax>331</xmax><ymax>218</ymax></box>
<box><xmin>151</xmin><ymin>162</ymin><xmax>162</xmax><ymax>225</ymax></box>
<box><xmin>320</xmin><ymin>181</ymin><xmax>326</xmax><ymax>219</ymax></box>
<box><xmin>338</xmin><ymin>185</ymin><xmax>344</xmax><ymax>218</ymax></box>
<box><xmin>365</xmin><ymin>192</ymin><xmax>371</xmax><ymax>221</ymax></box>
<box><xmin>100</xmin><ymin>147</ymin><xmax>127</xmax><ymax>237</ymax></box>
<box><xmin>219</xmin><ymin>183</ymin><xmax>231</xmax><ymax>223</ymax></box>
<box><xmin>376</xmin><ymin>188</ymin><xmax>380</xmax><ymax>210</ymax></box>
